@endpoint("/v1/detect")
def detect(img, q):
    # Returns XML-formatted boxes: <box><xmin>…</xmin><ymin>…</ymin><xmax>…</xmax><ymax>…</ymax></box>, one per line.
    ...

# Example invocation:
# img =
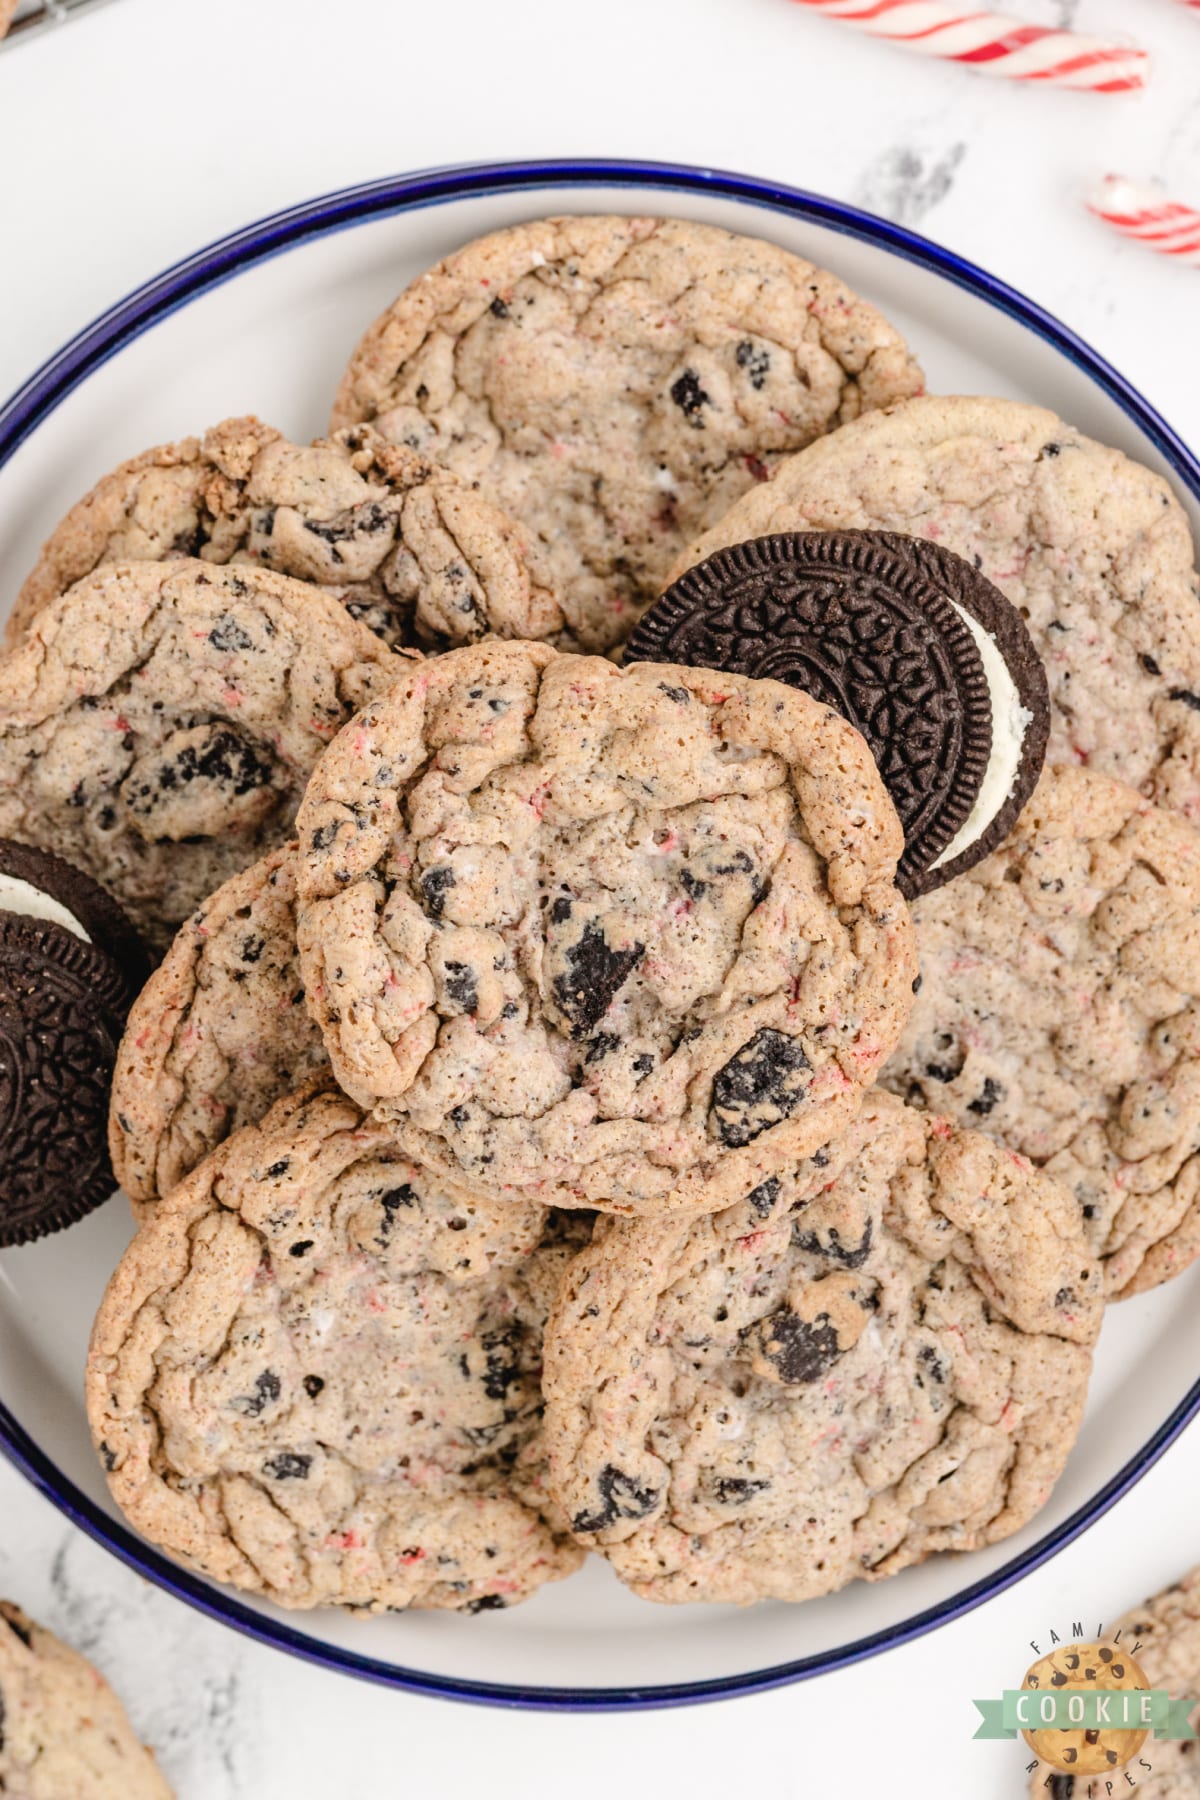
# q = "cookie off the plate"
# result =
<box><xmin>294</xmin><ymin>640</ymin><xmax>916</xmax><ymax>1214</ymax></box>
<box><xmin>0</xmin><ymin>1601</ymin><xmax>173</xmax><ymax>1799</ymax></box>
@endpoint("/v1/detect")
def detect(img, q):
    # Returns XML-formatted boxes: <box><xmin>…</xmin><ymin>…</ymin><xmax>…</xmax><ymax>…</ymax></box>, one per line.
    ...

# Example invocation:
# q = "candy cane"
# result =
<box><xmin>1088</xmin><ymin>176</ymin><xmax>1200</xmax><ymax>266</ymax></box>
<box><xmin>787</xmin><ymin>1</ymin><xmax>1149</xmax><ymax>91</ymax></box>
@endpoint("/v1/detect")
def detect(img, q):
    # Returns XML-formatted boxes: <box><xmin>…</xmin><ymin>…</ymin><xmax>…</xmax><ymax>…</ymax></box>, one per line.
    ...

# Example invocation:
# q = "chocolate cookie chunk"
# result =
<box><xmin>542</xmin><ymin>1091</ymin><xmax>1102</xmax><ymax>1604</ymax></box>
<box><xmin>0</xmin><ymin>1600</ymin><xmax>173</xmax><ymax>1798</ymax></box>
<box><xmin>9</xmin><ymin>417</ymin><xmax>561</xmax><ymax>652</ymax></box>
<box><xmin>295</xmin><ymin>641</ymin><xmax>917</xmax><ymax>1215</ymax></box>
<box><xmin>626</xmin><ymin>530</ymin><xmax>1049</xmax><ymax>896</ymax></box>
<box><xmin>0</xmin><ymin>560</ymin><xmax>403</xmax><ymax>948</ymax></box>
<box><xmin>331</xmin><ymin>215</ymin><xmax>924</xmax><ymax>651</ymax></box>
<box><xmin>0</xmin><ymin>837</ymin><xmax>151</xmax><ymax>998</ymax></box>
<box><xmin>0</xmin><ymin>917</ymin><xmax>131</xmax><ymax>1245</ymax></box>
<box><xmin>88</xmin><ymin>1081</ymin><xmax>585</xmax><ymax>1613</ymax></box>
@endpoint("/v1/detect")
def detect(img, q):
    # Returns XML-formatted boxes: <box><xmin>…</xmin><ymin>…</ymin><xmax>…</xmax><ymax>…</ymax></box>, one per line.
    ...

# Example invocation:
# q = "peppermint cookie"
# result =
<box><xmin>0</xmin><ymin>560</ymin><xmax>402</xmax><ymax>948</ymax></box>
<box><xmin>542</xmin><ymin>1091</ymin><xmax>1102</xmax><ymax>1605</ymax></box>
<box><xmin>110</xmin><ymin>844</ymin><xmax>328</xmax><ymax>1212</ymax></box>
<box><xmin>295</xmin><ymin>641</ymin><xmax>916</xmax><ymax>1213</ymax></box>
<box><xmin>0</xmin><ymin>1600</ymin><xmax>172</xmax><ymax>1799</ymax></box>
<box><xmin>330</xmin><ymin>215</ymin><xmax>924</xmax><ymax>651</ymax></box>
<box><xmin>884</xmin><ymin>765</ymin><xmax>1200</xmax><ymax>1298</ymax></box>
<box><xmin>87</xmin><ymin>1082</ymin><xmax>585</xmax><ymax>1613</ymax></box>
<box><xmin>1029</xmin><ymin>1567</ymin><xmax>1200</xmax><ymax>1797</ymax></box>
<box><xmin>675</xmin><ymin>395</ymin><xmax>1200</xmax><ymax>820</ymax></box>
<box><xmin>8</xmin><ymin>416</ymin><xmax>560</xmax><ymax>652</ymax></box>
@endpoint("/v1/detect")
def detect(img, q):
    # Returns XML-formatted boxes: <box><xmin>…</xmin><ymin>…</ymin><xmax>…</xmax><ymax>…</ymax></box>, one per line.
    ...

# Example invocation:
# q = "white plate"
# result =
<box><xmin>1</xmin><ymin>160</ymin><xmax>1198</xmax><ymax>1709</ymax></box>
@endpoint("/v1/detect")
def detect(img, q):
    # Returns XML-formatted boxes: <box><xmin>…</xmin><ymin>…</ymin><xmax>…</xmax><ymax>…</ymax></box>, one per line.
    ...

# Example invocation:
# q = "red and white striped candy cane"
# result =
<box><xmin>1088</xmin><ymin>176</ymin><xmax>1200</xmax><ymax>267</ymax></box>
<box><xmin>787</xmin><ymin>1</ymin><xmax>1149</xmax><ymax>90</ymax></box>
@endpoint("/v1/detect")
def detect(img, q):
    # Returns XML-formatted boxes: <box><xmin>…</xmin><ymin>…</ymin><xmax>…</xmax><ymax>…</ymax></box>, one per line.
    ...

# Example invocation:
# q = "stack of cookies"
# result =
<box><xmin>2</xmin><ymin>213</ymin><xmax>1198</xmax><ymax>1619</ymax></box>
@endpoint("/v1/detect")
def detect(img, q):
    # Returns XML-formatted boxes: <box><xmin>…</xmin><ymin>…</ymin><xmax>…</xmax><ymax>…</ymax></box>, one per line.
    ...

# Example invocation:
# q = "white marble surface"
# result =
<box><xmin>0</xmin><ymin>0</ymin><xmax>1199</xmax><ymax>1794</ymax></box>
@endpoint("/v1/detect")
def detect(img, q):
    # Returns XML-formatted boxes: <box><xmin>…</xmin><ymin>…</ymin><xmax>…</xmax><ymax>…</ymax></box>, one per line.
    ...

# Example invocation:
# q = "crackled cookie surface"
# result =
<box><xmin>1029</xmin><ymin>1567</ymin><xmax>1200</xmax><ymax>1798</ymax></box>
<box><xmin>0</xmin><ymin>1600</ymin><xmax>173</xmax><ymax>1799</ymax></box>
<box><xmin>884</xmin><ymin>765</ymin><xmax>1200</xmax><ymax>1298</ymax></box>
<box><xmin>87</xmin><ymin>1083</ymin><xmax>585</xmax><ymax>1613</ymax></box>
<box><xmin>676</xmin><ymin>395</ymin><xmax>1200</xmax><ymax>821</ymax></box>
<box><xmin>542</xmin><ymin>1091</ymin><xmax>1102</xmax><ymax>1606</ymax></box>
<box><xmin>9</xmin><ymin>417</ymin><xmax>560</xmax><ymax>651</ymax></box>
<box><xmin>330</xmin><ymin>215</ymin><xmax>924</xmax><ymax>651</ymax></box>
<box><xmin>295</xmin><ymin>641</ymin><xmax>916</xmax><ymax>1213</ymax></box>
<box><xmin>110</xmin><ymin>844</ymin><xmax>329</xmax><ymax>1212</ymax></box>
<box><xmin>0</xmin><ymin>561</ymin><xmax>402</xmax><ymax>947</ymax></box>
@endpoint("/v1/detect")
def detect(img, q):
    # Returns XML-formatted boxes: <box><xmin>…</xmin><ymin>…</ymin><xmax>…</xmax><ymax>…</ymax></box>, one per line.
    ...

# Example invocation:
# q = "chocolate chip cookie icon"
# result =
<box><xmin>1022</xmin><ymin>1641</ymin><xmax>1151</xmax><ymax>1775</ymax></box>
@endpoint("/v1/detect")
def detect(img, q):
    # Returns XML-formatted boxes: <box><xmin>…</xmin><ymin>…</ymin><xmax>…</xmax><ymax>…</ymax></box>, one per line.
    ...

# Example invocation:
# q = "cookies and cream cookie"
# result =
<box><xmin>87</xmin><ymin>1082</ymin><xmax>585</xmax><ymax>1613</ymax></box>
<box><xmin>0</xmin><ymin>560</ymin><xmax>403</xmax><ymax>948</ymax></box>
<box><xmin>674</xmin><ymin>395</ymin><xmax>1200</xmax><ymax>823</ymax></box>
<box><xmin>884</xmin><ymin>765</ymin><xmax>1200</xmax><ymax>1298</ymax></box>
<box><xmin>541</xmin><ymin>1091</ymin><xmax>1102</xmax><ymax>1605</ymax></box>
<box><xmin>295</xmin><ymin>640</ymin><xmax>916</xmax><ymax>1214</ymax></box>
<box><xmin>9</xmin><ymin>417</ymin><xmax>561</xmax><ymax>652</ymax></box>
<box><xmin>330</xmin><ymin>215</ymin><xmax>924</xmax><ymax>651</ymax></box>
<box><xmin>109</xmin><ymin>843</ymin><xmax>328</xmax><ymax>1213</ymax></box>
<box><xmin>0</xmin><ymin>1600</ymin><xmax>173</xmax><ymax>1799</ymax></box>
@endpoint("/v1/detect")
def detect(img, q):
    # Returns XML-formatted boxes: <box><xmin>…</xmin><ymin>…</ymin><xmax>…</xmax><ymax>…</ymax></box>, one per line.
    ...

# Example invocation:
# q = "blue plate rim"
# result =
<box><xmin>1</xmin><ymin>155</ymin><xmax>1198</xmax><ymax>1712</ymax></box>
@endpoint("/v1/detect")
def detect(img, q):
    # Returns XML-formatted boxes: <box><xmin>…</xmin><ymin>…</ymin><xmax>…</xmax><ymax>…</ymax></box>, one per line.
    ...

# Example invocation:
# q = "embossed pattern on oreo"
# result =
<box><xmin>625</xmin><ymin>532</ymin><xmax>994</xmax><ymax>895</ymax></box>
<box><xmin>0</xmin><ymin>917</ymin><xmax>129</xmax><ymax>1245</ymax></box>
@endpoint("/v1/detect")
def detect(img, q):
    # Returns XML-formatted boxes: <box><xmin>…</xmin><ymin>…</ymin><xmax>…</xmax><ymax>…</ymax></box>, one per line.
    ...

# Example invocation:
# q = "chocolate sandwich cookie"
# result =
<box><xmin>625</xmin><ymin>530</ymin><xmax>1049</xmax><ymax>896</ymax></box>
<box><xmin>0</xmin><ymin>838</ymin><xmax>151</xmax><ymax>999</ymax></box>
<box><xmin>0</xmin><ymin>915</ymin><xmax>130</xmax><ymax>1245</ymax></box>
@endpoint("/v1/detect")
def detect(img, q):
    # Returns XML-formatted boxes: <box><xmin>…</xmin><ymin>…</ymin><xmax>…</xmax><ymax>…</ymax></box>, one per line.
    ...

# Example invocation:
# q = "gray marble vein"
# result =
<box><xmin>854</xmin><ymin>141</ymin><xmax>967</xmax><ymax>228</ymax></box>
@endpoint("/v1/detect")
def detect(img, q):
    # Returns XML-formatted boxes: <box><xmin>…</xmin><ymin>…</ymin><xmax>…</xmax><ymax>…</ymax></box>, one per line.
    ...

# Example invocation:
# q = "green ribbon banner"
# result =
<box><xmin>973</xmin><ymin>1689</ymin><xmax>1197</xmax><ymax>1740</ymax></box>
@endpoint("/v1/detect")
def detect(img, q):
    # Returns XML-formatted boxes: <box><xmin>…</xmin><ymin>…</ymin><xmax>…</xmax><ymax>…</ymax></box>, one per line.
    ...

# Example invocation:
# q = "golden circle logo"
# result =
<box><xmin>972</xmin><ymin>1623</ymin><xmax>1196</xmax><ymax>1779</ymax></box>
<box><xmin>1021</xmin><ymin>1641</ymin><xmax>1151</xmax><ymax>1776</ymax></box>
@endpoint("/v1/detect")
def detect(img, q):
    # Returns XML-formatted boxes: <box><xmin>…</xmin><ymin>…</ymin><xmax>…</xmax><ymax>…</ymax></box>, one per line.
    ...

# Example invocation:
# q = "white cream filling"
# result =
<box><xmin>0</xmin><ymin>873</ymin><xmax>91</xmax><ymax>942</ymax></box>
<box><xmin>929</xmin><ymin>602</ymin><xmax>1031</xmax><ymax>871</ymax></box>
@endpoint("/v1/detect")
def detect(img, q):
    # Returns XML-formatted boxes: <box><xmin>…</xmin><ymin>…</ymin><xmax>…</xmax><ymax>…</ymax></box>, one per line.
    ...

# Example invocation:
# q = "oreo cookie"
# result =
<box><xmin>0</xmin><ymin>839</ymin><xmax>151</xmax><ymax>998</ymax></box>
<box><xmin>625</xmin><ymin>531</ymin><xmax>1049</xmax><ymax>895</ymax></box>
<box><xmin>0</xmin><ymin>916</ymin><xmax>131</xmax><ymax>1245</ymax></box>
